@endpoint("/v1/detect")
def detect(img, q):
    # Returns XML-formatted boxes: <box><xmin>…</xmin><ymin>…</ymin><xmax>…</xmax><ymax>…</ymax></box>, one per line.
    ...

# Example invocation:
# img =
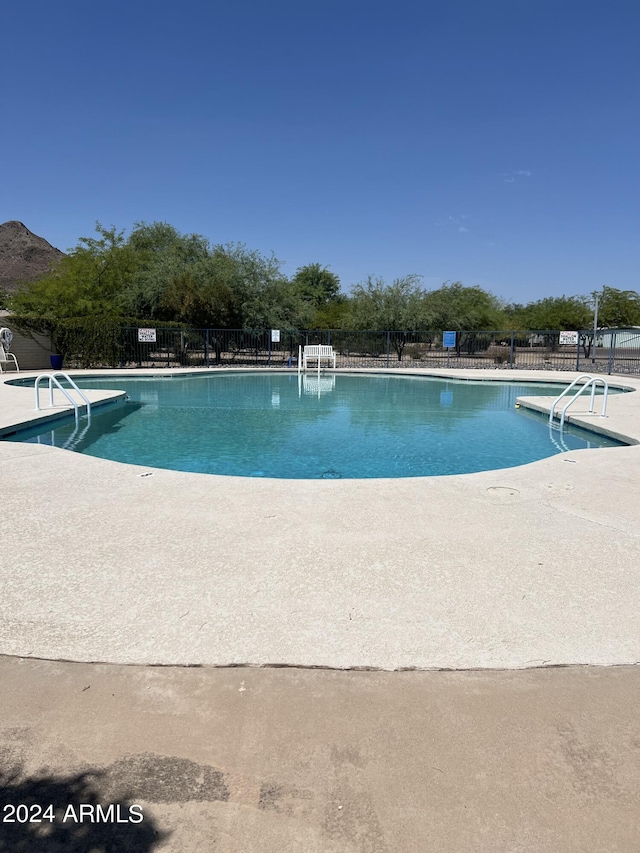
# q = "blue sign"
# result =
<box><xmin>443</xmin><ymin>331</ymin><xmax>456</xmax><ymax>348</ymax></box>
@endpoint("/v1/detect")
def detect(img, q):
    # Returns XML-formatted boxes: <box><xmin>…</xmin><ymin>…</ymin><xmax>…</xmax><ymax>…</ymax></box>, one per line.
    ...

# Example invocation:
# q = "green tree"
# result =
<box><xmin>514</xmin><ymin>295</ymin><xmax>592</xmax><ymax>330</ymax></box>
<box><xmin>156</xmin><ymin>267</ymin><xmax>237</xmax><ymax>328</ymax></box>
<box><xmin>9</xmin><ymin>221</ymin><xmax>311</xmax><ymax>332</ymax></box>
<box><xmin>213</xmin><ymin>244</ymin><xmax>312</xmax><ymax>330</ymax></box>
<box><xmin>348</xmin><ymin>275</ymin><xmax>427</xmax><ymax>359</ymax></box>
<box><xmin>421</xmin><ymin>282</ymin><xmax>507</xmax><ymax>355</ymax></box>
<box><xmin>291</xmin><ymin>263</ymin><xmax>341</xmax><ymax>307</ymax></box>
<box><xmin>422</xmin><ymin>282</ymin><xmax>506</xmax><ymax>331</ymax></box>
<box><xmin>127</xmin><ymin>221</ymin><xmax>209</xmax><ymax>261</ymax></box>
<box><xmin>349</xmin><ymin>275</ymin><xmax>425</xmax><ymax>329</ymax></box>
<box><xmin>502</xmin><ymin>302</ymin><xmax>528</xmax><ymax>329</ymax></box>
<box><xmin>595</xmin><ymin>286</ymin><xmax>640</xmax><ymax>328</ymax></box>
<box><xmin>312</xmin><ymin>294</ymin><xmax>350</xmax><ymax>329</ymax></box>
<box><xmin>10</xmin><ymin>223</ymin><xmax>138</xmax><ymax>319</ymax></box>
<box><xmin>118</xmin><ymin>222</ymin><xmax>219</xmax><ymax>322</ymax></box>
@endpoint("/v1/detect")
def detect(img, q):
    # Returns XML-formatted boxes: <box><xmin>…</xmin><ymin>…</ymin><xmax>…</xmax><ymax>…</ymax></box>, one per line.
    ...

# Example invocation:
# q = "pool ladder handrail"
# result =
<box><xmin>34</xmin><ymin>372</ymin><xmax>92</xmax><ymax>421</ymax></box>
<box><xmin>549</xmin><ymin>374</ymin><xmax>608</xmax><ymax>430</ymax></box>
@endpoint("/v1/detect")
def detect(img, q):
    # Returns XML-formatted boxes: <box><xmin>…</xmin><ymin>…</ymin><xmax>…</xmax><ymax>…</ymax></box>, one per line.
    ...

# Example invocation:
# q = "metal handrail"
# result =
<box><xmin>548</xmin><ymin>375</ymin><xmax>593</xmax><ymax>424</ymax></box>
<box><xmin>549</xmin><ymin>374</ymin><xmax>608</xmax><ymax>429</ymax></box>
<box><xmin>558</xmin><ymin>377</ymin><xmax>608</xmax><ymax>428</ymax></box>
<box><xmin>48</xmin><ymin>372</ymin><xmax>92</xmax><ymax>415</ymax></box>
<box><xmin>34</xmin><ymin>372</ymin><xmax>92</xmax><ymax>419</ymax></box>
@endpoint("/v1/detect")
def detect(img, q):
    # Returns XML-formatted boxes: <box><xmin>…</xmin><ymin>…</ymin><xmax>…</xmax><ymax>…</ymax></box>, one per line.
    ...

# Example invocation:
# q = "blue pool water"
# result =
<box><xmin>3</xmin><ymin>373</ymin><xmax>623</xmax><ymax>478</ymax></box>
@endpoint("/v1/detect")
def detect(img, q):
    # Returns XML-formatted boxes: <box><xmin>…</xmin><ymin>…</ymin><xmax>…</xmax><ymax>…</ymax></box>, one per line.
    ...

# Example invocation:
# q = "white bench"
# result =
<box><xmin>302</xmin><ymin>344</ymin><xmax>336</xmax><ymax>370</ymax></box>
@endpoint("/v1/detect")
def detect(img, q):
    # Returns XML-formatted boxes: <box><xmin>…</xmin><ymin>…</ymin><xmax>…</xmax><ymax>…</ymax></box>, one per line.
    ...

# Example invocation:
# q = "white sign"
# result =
<box><xmin>138</xmin><ymin>328</ymin><xmax>157</xmax><ymax>343</ymax></box>
<box><xmin>271</xmin><ymin>329</ymin><xmax>280</xmax><ymax>342</ymax></box>
<box><xmin>559</xmin><ymin>331</ymin><xmax>579</xmax><ymax>345</ymax></box>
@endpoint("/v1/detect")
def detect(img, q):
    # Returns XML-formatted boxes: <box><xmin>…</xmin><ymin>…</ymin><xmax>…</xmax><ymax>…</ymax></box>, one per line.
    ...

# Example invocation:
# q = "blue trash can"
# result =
<box><xmin>50</xmin><ymin>355</ymin><xmax>63</xmax><ymax>370</ymax></box>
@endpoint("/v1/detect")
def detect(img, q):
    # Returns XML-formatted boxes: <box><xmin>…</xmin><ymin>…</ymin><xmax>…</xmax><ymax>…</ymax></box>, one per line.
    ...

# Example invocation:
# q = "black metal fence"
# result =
<box><xmin>64</xmin><ymin>327</ymin><xmax>640</xmax><ymax>375</ymax></box>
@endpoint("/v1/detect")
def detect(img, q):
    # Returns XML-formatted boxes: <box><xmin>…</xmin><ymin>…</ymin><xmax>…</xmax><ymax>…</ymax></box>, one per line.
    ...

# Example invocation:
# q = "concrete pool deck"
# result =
<box><xmin>1</xmin><ymin>367</ymin><xmax>639</xmax><ymax>670</ymax></box>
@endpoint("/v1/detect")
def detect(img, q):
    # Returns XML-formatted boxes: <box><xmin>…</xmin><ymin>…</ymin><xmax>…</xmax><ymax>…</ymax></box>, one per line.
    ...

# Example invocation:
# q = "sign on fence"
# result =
<box><xmin>559</xmin><ymin>331</ymin><xmax>579</xmax><ymax>345</ymax></box>
<box><xmin>270</xmin><ymin>329</ymin><xmax>280</xmax><ymax>342</ymax></box>
<box><xmin>443</xmin><ymin>331</ymin><xmax>457</xmax><ymax>348</ymax></box>
<box><xmin>138</xmin><ymin>328</ymin><xmax>157</xmax><ymax>343</ymax></box>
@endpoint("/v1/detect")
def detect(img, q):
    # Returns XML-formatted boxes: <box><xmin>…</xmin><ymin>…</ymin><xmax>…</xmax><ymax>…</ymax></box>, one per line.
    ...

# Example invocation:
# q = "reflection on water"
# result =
<box><xmin>301</xmin><ymin>373</ymin><xmax>337</xmax><ymax>398</ymax></box>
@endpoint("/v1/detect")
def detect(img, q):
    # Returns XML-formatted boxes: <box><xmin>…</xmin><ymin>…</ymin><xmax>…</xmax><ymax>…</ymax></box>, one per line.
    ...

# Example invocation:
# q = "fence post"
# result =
<box><xmin>205</xmin><ymin>329</ymin><xmax>210</xmax><ymax>367</ymax></box>
<box><xmin>575</xmin><ymin>336</ymin><xmax>580</xmax><ymax>372</ymax></box>
<box><xmin>268</xmin><ymin>333</ymin><xmax>271</xmax><ymax>368</ymax></box>
<box><xmin>327</xmin><ymin>330</ymin><xmax>331</xmax><ymax>346</ymax></box>
<box><xmin>509</xmin><ymin>331</ymin><xmax>515</xmax><ymax>369</ymax></box>
<box><xmin>608</xmin><ymin>332</ymin><xmax>615</xmax><ymax>375</ymax></box>
<box><xmin>386</xmin><ymin>331</ymin><xmax>390</xmax><ymax>368</ymax></box>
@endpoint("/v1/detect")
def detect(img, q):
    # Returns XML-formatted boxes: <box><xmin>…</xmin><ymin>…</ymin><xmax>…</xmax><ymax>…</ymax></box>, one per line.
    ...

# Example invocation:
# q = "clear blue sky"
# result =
<box><xmin>2</xmin><ymin>0</ymin><xmax>639</xmax><ymax>303</ymax></box>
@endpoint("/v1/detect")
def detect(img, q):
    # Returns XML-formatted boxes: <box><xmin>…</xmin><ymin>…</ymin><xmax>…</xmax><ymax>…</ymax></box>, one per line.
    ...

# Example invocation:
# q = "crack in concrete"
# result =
<box><xmin>1</xmin><ymin>653</ymin><xmax>638</xmax><ymax>674</ymax></box>
<box><xmin>540</xmin><ymin>501</ymin><xmax>640</xmax><ymax>539</ymax></box>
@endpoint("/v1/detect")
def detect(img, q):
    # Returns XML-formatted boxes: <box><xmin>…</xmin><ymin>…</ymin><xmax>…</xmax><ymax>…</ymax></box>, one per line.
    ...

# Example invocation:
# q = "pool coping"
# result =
<box><xmin>1</xmin><ymin>366</ymin><xmax>640</xmax><ymax>671</ymax></box>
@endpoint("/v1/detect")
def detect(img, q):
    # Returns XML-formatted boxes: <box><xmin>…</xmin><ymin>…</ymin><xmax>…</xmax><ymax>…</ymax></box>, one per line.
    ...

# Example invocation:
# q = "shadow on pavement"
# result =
<box><xmin>0</xmin><ymin>766</ymin><xmax>169</xmax><ymax>852</ymax></box>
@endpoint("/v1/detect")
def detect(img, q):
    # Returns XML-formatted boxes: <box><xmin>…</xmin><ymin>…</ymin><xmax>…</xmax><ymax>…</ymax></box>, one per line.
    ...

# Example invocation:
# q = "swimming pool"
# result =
<box><xmin>3</xmin><ymin>373</ymin><xmax>624</xmax><ymax>479</ymax></box>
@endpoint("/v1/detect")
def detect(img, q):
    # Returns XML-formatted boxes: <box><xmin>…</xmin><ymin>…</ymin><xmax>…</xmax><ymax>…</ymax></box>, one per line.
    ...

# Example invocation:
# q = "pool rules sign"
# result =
<box><xmin>138</xmin><ymin>328</ymin><xmax>157</xmax><ymax>343</ymax></box>
<box><xmin>559</xmin><ymin>331</ymin><xmax>579</xmax><ymax>345</ymax></box>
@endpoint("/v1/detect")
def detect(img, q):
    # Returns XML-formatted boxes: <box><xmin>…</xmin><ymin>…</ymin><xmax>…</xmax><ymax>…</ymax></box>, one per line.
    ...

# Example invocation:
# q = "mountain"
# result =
<box><xmin>0</xmin><ymin>221</ymin><xmax>65</xmax><ymax>293</ymax></box>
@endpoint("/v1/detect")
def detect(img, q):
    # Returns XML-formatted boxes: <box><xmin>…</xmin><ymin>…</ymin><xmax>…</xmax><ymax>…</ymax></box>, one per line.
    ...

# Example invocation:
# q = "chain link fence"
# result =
<box><xmin>63</xmin><ymin>327</ymin><xmax>640</xmax><ymax>375</ymax></box>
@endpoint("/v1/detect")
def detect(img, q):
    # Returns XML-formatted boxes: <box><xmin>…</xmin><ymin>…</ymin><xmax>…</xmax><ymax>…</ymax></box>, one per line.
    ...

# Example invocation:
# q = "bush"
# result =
<box><xmin>404</xmin><ymin>343</ymin><xmax>423</xmax><ymax>360</ymax></box>
<box><xmin>10</xmin><ymin>315</ymin><xmax>189</xmax><ymax>368</ymax></box>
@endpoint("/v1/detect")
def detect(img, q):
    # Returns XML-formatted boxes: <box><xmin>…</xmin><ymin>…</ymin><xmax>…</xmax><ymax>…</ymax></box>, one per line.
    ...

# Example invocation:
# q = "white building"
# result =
<box><xmin>597</xmin><ymin>328</ymin><xmax>640</xmax><ymax>349</ymax></box>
